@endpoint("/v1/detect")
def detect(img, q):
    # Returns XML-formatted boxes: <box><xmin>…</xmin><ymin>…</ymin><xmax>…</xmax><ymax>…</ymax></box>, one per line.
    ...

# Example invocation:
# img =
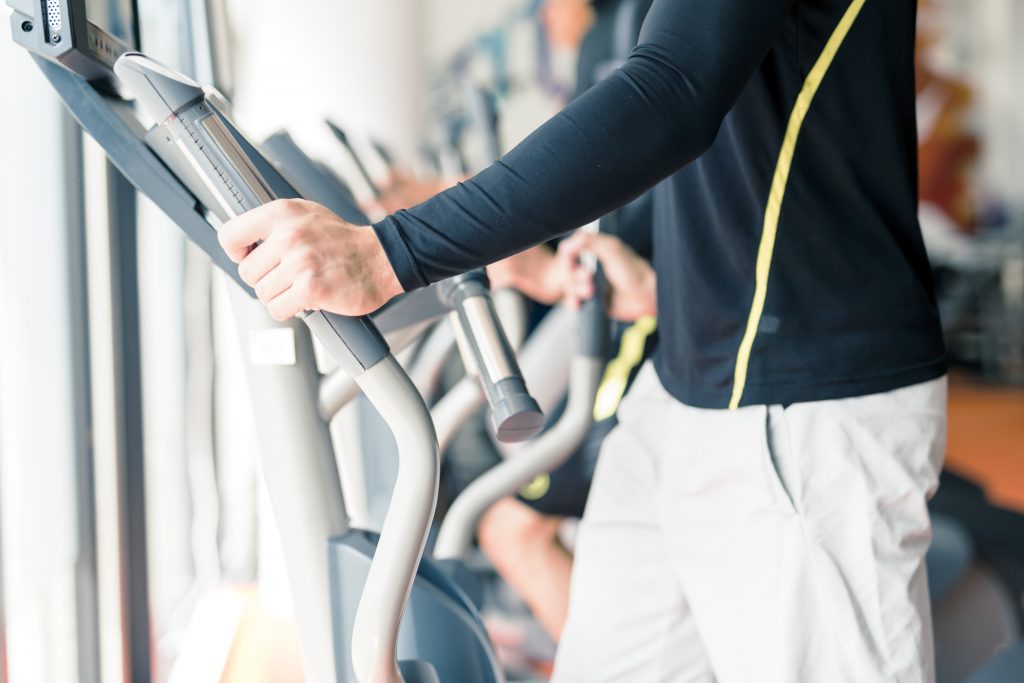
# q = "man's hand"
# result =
<box><xmin>487</xmin><ymin>245</ymin><xmax>565</xmax><ymax>304</ymax></box>
<box><xmin>219</xmin><ymin>198</ymin><xmax>403</xmax><ymax>321</ymax></box>
<box><xmin>557</xmin><ymin>231</ymin><xmax>656</xmax><ymax>322</ymax></box>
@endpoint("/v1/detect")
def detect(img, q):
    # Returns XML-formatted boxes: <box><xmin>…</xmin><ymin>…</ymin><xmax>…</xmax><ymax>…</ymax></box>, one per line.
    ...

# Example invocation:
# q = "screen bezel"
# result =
<box><xmin>9</xmin><ymin>0</ymin><xmax>140</xmax><ymax>85</ymax></box>
<box><xmin>67</xmin><ymin>0</ymin><xmax>140</xmax><ymax>79</ymax></box>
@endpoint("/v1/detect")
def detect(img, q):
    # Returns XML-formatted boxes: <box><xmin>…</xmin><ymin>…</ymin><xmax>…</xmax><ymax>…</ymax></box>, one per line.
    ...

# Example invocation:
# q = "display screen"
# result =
<box><xmin>85</xmin><ymin>0</ymin><xmax>137</xmax><ymax>48</ymax></box>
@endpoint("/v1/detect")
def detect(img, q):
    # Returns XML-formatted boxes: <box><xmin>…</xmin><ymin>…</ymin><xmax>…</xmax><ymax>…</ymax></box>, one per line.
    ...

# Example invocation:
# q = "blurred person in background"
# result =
<box><xmin>915</xmin><ymin>0</ymin><xmax>980</xmax><ymax>239</ymax></box>
<box><xmin>476</xmin><ymin>0</ymin><xmax>655</xmax><ymax>649</ymax></box>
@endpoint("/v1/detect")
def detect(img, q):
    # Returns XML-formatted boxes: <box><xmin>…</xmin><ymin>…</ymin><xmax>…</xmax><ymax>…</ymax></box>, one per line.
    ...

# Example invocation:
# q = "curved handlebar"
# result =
<box><xmin>116</xmin><ymin>52</ymin><xmax>437</xmax><ymax>683</ymax></box>
<box><xmin>434</xmin><ymin>355</ymin><xmax>604</xmax><ymax>560</ymax></box>
<box><xmin>436</xmin><ymin>228</ymin><xmax>612</xmax><ymax>559</ymax></box>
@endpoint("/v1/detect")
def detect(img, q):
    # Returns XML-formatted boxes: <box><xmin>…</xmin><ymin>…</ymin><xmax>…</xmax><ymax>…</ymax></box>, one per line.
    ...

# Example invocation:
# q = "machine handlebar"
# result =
<box><xmin>115</xmin><ymin>53</ymin><xmax>388</xmax><ymax>375</ymax></box>
<box><xmin>440</xmin><ymin>271</ymin><xmax>544</xmax><ymax>442</ymax></box>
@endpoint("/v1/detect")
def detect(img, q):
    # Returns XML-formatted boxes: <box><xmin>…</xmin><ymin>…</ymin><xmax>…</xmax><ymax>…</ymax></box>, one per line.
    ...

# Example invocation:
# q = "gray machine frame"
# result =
<box><xmin>112</xmin><ymin>51</ymin><xmax>510</xmax><ymax>683</ymax></box>
<box><xmin>62</xmin><ymin>108</ymin><xmax>103</xmax><ymax>683</ymax></box>
<box><xmin>8</xmin><ymin>2</ymin><xmax>534</xmax><ymax>678</ymax></box>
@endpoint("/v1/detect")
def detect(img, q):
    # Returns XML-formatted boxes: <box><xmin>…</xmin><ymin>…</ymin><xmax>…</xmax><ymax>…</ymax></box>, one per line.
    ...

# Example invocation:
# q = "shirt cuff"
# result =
<box><xmin>372</xmin><ymin>214</ymin><xmax>429</xmax><ymax>292</ymax></box>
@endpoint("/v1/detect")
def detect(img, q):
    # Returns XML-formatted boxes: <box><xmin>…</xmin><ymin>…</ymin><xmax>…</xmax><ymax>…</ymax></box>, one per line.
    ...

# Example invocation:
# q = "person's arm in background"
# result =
<box><xmin>219</xmin><ymin>0</ymin><xmax>794</xmax><ymax>319</ymax></box>
<box><xmin>486</xmin><ymin>189</ymin><xmax>654</xmax><ymax>305</ymax></box>
<box><xmin>487</xmin><ymin>245</ymin><xmax>565</xmax><ymax>304</ymax></box>
<box><xmin>372</xmin><ymin>173</ymin><xmax>460</xmax><ymax>216</ymax></box>
<box><xmin>558</xmin><ymin>230</ymin><xmax>656</xmax><ymax>321</ymax></box>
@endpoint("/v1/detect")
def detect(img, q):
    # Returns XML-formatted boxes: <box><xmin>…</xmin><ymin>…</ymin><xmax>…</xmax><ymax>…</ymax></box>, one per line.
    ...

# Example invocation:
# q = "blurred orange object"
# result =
<box><xmin>946</xmin><ymin>375</ymin><xmax>1024</xmax><ymax>514</ymax></box>
<box><xmin>916</xmin><ymin>0</ymin><xmax>980</xmax><ymax>232</ymax></box>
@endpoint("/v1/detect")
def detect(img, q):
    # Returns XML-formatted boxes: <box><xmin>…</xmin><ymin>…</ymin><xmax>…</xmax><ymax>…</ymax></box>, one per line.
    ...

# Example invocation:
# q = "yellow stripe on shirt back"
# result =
<box><xmin>728</xmin><ymin>0</ymin><xmax>868</xmax><ymax>410</ymax></box>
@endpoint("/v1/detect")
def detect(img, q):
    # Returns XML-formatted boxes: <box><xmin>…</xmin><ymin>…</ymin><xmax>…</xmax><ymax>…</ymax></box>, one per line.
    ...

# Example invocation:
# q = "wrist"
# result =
<box><xmin>366</xmin><ymin>227</ymin><xmax>405</xmax><ymax>303</ymax></box>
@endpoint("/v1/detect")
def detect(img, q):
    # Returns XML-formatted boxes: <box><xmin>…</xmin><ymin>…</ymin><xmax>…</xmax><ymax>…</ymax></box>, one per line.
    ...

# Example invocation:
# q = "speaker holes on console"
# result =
<box><xmin>45</xmin><ymin>0</ymin><xmax>62</xmax><ymax>28</ymax></box>
<box><xmin>42</xmin><ymin>0</ymin><xmax>62</xmax><ymax>43</ymax></box>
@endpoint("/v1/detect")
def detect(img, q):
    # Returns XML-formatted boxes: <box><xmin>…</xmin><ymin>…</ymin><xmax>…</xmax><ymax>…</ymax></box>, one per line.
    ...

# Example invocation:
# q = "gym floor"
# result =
<box><xmin>946</xmin><ymin>373</ymin><xmax>1024</xmax><ymax>514</ymax></box>
<box><xmin>220</xmin><ymin>373</ymin><xmax>1024</xmax><ymax>683</ymax></box>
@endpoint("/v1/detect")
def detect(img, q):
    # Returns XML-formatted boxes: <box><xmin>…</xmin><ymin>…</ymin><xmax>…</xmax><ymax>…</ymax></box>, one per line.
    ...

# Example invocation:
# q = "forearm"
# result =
<box><xmin>374</xmin><ymin>61</ymin><xmax>713</xmax><ymax>291</ymax></box>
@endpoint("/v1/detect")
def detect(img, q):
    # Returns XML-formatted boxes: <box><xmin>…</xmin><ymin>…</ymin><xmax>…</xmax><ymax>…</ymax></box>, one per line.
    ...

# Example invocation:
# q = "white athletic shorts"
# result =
<box><xmin>553</xmin><ymin>363</ymin><xmax>947</xmax><ymax>683</ymax></box>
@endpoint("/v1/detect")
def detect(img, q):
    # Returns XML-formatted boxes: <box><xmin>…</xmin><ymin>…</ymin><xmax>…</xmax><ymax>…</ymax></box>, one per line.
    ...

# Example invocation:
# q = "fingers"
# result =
<box><xmin>253</xmin><ymin>257</ymin><xmax>300</xmax><ymax>305</ymax></box>
<box><xmin>556</xmin><ymin>231</ymin><xmax>599</xmax><ymax>307</ymax></box>
<box><xmin>568</xmin><ymin>267</ymin><xmax>595</xmax><ymax>306</ymax></box>
<box><xmin>265</xmin><ymin>283</ymin><xmax>308</xmax><ymax>322</ymax></box>
<box><xmin>587</xmin><ymin>233</ymin><xmax>626</xmax><ymax>261</ymax></box>
<box><xmin>237</xmin><ymin>239</ymin><xmax>282</xmax><ymax>288</ymax></box>
<box><xmin>218</xmin><ymin>198</ymin><xmax>310</xmax><ymax>263</ymax></box>
<box><xmin>556</xmin><ymin>230</ymin><xmax>596</xmax><ymax>269</ymax></box>
<box><xmin>218</xmin><ymin>204</ymin><xmax>274</xmax><ymax>263</ymax></box>
<box><xmin>570</xmin><ymin>233</ymin><xmax>631</xmax><ymax>274</ymax></box>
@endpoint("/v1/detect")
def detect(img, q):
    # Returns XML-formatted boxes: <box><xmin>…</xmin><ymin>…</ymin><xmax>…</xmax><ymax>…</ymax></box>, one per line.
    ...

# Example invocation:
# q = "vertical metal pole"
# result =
<box><xmin>225</xmin><ymin>286</ymin><xmax>348</xmax><ymax>683</ymax></box>
<box><xmin>64</xmin><ymin>114</ymin><xmax>101</xmax><ymax>683</ymax></box>
<box><xmin>105</xmin><ymin>161</ymin><xmax>152</xmax><ymax>683</ymax></box>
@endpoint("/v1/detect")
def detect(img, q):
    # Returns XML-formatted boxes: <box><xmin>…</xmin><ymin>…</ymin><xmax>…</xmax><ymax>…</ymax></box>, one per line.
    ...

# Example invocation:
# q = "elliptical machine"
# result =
<box><xmin>7</xmin><ymin>2</ymin><xmax>541</xmax><ymax>678</ymax></box>
<box><xmin>112</xmin><ymin>51</ymin><xmax>545</xmax><ymax>682</ymax></box>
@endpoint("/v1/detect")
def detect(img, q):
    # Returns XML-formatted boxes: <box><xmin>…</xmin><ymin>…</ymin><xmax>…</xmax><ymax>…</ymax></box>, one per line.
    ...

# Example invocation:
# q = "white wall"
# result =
<box><xmin>421</xmin><ymin>0</ymin><xmax>521</xmax><ymax>69</ymax></box>
<box><xmin>225</xmin><ymin>0</ymin><xmax>566</xmax><ymax>185</ymax></box>
<box><xmin>227</xmin><ymin>0</ymin><xmax>422</xmax><ymax>173</ymax></box>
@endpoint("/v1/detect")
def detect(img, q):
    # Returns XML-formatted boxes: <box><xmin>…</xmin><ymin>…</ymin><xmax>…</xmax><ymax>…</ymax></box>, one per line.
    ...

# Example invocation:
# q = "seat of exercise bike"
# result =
<box><xmin>965</xmin><ymin>641</ymin><xmax>1024</xmax><ymax>682</ymax></box>
<box><xmin>927</xmin><ymin>514</ymin><xmax>975</xmax><ymax>603</ymax></box>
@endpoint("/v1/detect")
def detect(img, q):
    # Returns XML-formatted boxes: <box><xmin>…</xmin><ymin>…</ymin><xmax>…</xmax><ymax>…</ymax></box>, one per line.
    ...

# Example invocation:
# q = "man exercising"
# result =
<box><xmin>221</xmin><ymin>0</ymin><xmax>948</xmax><ymax>680</ymax></box>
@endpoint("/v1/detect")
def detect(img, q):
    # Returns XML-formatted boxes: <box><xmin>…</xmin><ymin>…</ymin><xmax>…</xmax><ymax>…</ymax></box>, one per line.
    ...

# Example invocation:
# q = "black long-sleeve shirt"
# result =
<box><xmin>579</xmin><ymin>0</ymin><xmax>655</xmax><ymax>259</ymax></box>
<box><xmin>374</xmin><ymin>0</ymin><xmax>947</xmax><ymax>409</ymax></box>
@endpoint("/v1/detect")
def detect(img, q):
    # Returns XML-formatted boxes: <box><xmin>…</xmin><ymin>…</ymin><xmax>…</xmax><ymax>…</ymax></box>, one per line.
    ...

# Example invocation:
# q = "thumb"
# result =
<box><xmin>556</xmin><ymin>230</ymin><xmax>597</xmax><ymax>270</ymax></box>
<box><xmin>584</xmin><ymin>233</ymin><xmax>627</xmax><ymax>265</ymax></box>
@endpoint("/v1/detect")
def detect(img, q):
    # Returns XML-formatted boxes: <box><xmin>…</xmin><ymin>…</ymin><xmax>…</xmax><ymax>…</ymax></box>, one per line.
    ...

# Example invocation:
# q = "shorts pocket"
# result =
<box><xmin>763</xmin><ymin>405</ymin><xmax>799</xmax><ymax>515</ymax></box>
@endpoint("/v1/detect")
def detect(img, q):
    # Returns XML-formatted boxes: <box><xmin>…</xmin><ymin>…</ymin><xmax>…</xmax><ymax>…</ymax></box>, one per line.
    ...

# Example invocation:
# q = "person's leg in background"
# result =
<box><xmin>478</xmin><ymin>498</ymin><xmax>573</xmax><ymax>641</ymax></box>
<box><xmin>477</xmin><ymin>410</ymin><xmax>614</xmax><ymax>642</ymax></box>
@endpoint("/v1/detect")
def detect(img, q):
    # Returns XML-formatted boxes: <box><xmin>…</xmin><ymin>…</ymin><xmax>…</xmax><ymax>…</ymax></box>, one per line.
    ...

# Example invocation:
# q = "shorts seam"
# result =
<box><xmin>782</xmin><ymin>413</ymin><xmax>858</xmax><ymax>682</ymax></box>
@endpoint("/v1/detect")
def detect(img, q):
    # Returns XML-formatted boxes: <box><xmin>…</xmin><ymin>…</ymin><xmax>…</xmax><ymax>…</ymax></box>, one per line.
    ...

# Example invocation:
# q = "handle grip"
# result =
<box><xmin>578</xmin><ymin>264</ymin><xmax>611</xmax><ymax>359</ymax></box>
<box><xmin>441</xmin><ymin>271</ymin><xmax>544</xmax><ymax>442</ymax></box>
<box><xmin>300</xmin><ymin>310</ymin><xmax>388</xmax><ymax>377</ymax></box>
<box><xmin>116</xmin><ymin>53</ymin><xmax>439</xmax><ymax>683</ymax></box>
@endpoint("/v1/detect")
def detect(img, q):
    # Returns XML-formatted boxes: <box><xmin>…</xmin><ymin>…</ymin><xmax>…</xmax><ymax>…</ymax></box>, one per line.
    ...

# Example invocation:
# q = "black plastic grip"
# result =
<box><xmin>442</xmin><ymin>270</ymin><xmax>544</xmax><ymax>442</ymax></box>
<box><xmin>578</xmin><ymin>264</ymin><xmax>611</xmax><ymax>359</ymax></box>
<box><xmin>316</xmin><ymin>311</ymin><xmax>390</xmax><ymax>372</ymax></box>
